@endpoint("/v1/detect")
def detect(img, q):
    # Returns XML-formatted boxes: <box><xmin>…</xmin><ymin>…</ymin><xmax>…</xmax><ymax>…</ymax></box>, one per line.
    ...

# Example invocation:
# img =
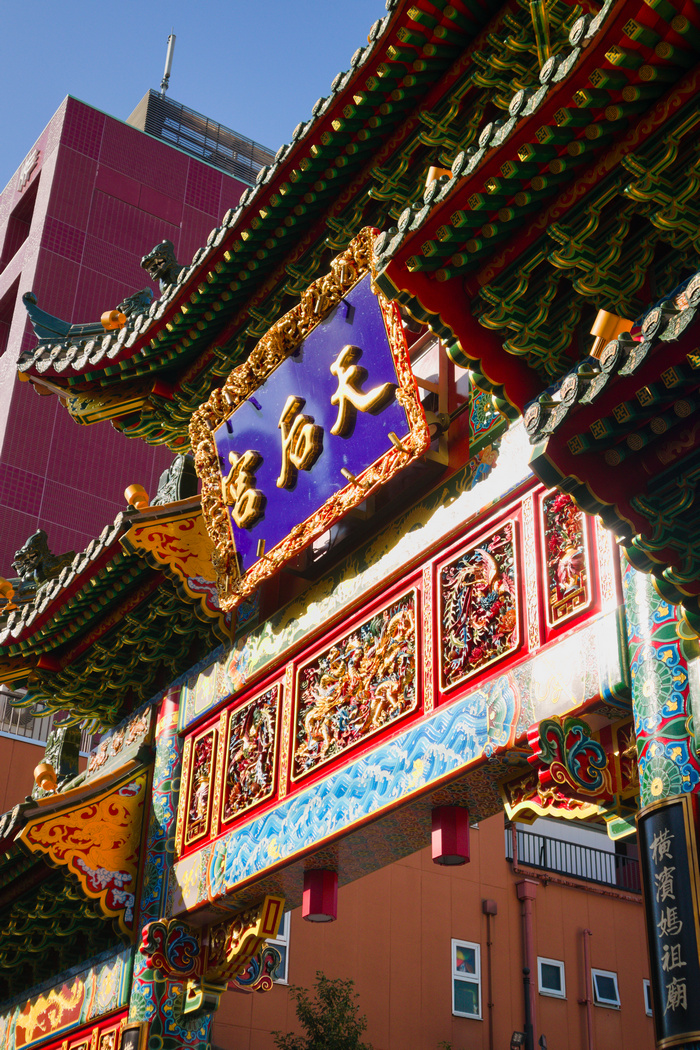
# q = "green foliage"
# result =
<box><xmin>273</xmin><ymin>972</ymin><xmax>373</xmax><ymax>1050</ymax></box>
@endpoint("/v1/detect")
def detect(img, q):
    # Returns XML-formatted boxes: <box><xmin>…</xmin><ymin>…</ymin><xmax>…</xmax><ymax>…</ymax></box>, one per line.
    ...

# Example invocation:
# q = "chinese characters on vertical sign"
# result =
<box><xmin>638</xmin><ymin>794</ymin><xmax>700</xmax><ymax>1048</ymax></box>
<box><xmin>190</xmin><ymin>229</ymin><xmax>431</xmax><ymax>612</ymax></box>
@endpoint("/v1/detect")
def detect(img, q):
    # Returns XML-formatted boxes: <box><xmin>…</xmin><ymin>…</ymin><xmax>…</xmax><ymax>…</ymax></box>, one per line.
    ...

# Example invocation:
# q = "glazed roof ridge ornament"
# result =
<box><xmin>21</xmin><ymin>286</ymin><xmax>154</xmax><ymax>350</ymax></box>
<box><xmin>140</xmin><ymin>239</ymin><xmax>182</xmax><ymax>293</ymax></box>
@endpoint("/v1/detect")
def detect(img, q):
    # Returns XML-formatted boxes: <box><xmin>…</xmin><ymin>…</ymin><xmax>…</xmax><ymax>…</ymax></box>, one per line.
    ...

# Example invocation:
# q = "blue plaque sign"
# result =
<box><xmin>191</xmin><ymin>229</ymin><xmax>430</xmax><ymax>610</ymax></box>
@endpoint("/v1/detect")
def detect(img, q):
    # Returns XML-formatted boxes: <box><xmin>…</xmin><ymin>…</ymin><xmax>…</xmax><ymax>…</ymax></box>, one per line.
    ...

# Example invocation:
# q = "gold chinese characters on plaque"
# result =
<box><xmin>190</xmin><ymin>228</ymin><xmax>430</xmax><ymax>611</ymax></box>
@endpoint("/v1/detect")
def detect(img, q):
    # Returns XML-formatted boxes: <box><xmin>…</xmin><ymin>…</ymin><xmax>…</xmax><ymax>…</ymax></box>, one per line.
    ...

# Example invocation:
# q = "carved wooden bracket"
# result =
<box><xmin>141</xmin><ymin>894</ymin><xmax>285</xmax><ymax>1011</ymax></box>
<box><xmin>502</xmin><ymin>716</ymin><xmax>639</xmax><ymax>827</ymax></box>
<box><xmin>527</xmin><ymin>715</ymin><xmax>615</xmax><ymax>803</ymax></box>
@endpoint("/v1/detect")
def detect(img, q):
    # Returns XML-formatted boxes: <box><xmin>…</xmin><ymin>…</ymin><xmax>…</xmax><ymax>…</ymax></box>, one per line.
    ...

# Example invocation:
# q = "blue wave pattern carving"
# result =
<box><xmin>207</xmin><ymin>690</ymin><xmax>504</xmax><ymax>897</ymax></box>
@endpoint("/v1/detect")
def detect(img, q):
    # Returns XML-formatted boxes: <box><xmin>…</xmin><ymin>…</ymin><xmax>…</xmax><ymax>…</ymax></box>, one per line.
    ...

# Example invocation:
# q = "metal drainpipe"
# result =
<box><xmin>516</xmin><ymin>879</ymin><xmax>538</xmax><ymax>1048</ymax></box>
<box><xmin>580</xmin><ymin>928</ymin><xmax>594</xmax><ymax>1050</ymax></box>
<box><xmin>482</xmin><ymin>900</ymin><xmax>497</xmax><ymax>1050</ymax></box>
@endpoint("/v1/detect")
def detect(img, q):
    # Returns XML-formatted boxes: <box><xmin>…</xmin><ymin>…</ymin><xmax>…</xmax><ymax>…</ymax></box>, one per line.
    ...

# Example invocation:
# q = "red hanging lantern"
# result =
<box><xmin>302</xmin><ymin>869</ymin><xmax>338</xmax><ymax>922</ymax></box>
<box><xmin>432</xmin><ymin>806</ymin><xmax>470</xmax><ymax>865</ymax></box>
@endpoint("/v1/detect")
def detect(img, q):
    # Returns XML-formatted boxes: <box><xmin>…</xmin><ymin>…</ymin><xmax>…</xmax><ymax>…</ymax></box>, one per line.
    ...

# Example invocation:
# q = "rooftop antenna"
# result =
<box><xmin>160</xmin><ymin>30</ymin><xmax>176</xmax><ymax>97</ymax></box>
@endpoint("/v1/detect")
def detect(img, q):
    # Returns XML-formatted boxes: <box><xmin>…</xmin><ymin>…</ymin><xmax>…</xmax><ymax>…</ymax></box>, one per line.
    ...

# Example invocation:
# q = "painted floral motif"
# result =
<box><xmin>623</xmin><ymin>564</ymin><xmax>700</xmax><ymax>808</ymax></box>
<box><xmin>185</xmin><ymin>729</ymin><xmax>216</xmax><ymax>845</ymax></box>
<box><xmin>440</xmin><ymin>522</ymin><xmax>518</xmax><ymax>690</ymax></box>
<box><xmin>222</xmin><ymin>687</ymin><xmax>279</xmax><ymax>823</ymax></box>
<box><xmin>529</xmin><ymin>716</ymin><xmax>612</xmax><ymax>799</ymax></box>
<box><xmin>470</xmin><ymin>391</ymin><xmax>502</xmax><ymax>440</ymax></box>
<box><xmin>542</xmin><ymin>491</ymin><xmax>589</xmax><ymax>626</ymax></box>
<box><xmin>293</xmin><ymin>592</ymin><xmax>417</xmax><ymax>777</ymax></box>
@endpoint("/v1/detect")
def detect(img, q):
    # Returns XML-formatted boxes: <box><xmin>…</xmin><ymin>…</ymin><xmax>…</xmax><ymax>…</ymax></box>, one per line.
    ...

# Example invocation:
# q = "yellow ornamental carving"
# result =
<box><xmin>121</xmin><ymin>510</ymin><xmax>229</xmax><ymax>637</ymax></box>
<box><xmin>122</xmin><ymin>511</ymin><xmax>216</xmax><ymax>583</ymax></box>
<box><xmin>19</xmin><ymin>771</ymin><xmax>148</xmax><ymax>937</ymax></box>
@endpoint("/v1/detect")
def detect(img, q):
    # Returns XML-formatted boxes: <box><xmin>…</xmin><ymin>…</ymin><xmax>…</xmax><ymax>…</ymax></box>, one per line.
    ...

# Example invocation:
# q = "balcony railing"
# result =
<box><xmin>506</xmin><ymin>827</ymin><xmax>641</xmax><ymax>893</ymax></box>
<box><xmin>0</xmin><ymin>692</ymin><xmax>51</xmax><ymax>743</ymax></box>
<box><xmin>0</xmin><ymin>692</ymin><xmax>92</xmax><ymax>754</ymax></box>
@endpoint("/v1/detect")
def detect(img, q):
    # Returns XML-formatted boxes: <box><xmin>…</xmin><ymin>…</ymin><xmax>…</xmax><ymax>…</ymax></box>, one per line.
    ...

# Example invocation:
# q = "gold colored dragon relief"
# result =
<box><xmin>189</xmin><ymin>228</ymin><xmax>430</xmax><ymax>611</ymax></box>
<box><xmin>293</xmin><ymin>591</ymin><xmax>418</xmax><ymax>779</ymax></box>
<box><xmin>205</xmin><ymin>895</ymin><xmax>284</xmax><ymax>984</ymax></box>
<box><xmin>15</xmin><ymin>978</ymin><xmax>85</xmax><ymax>1047</ymax></box>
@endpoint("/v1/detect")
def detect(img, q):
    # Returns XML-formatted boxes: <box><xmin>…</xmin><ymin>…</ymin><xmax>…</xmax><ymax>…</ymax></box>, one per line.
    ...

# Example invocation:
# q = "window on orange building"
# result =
<box><xmin>270</xmin><ymin>911</ymin><xmax>290</xmax><ymax>984</ymax></box>
<box><xmin>452</xmin><ymin>939</ymin><xmax>481</xmax><ymax>1018</ymax></box>
<box><xmin>643</xmin><ymin>979</ymin><xmax>652</xmax><ymax>1017</ymax></box>
<box><xmin>592</xmin><ymin>968</ymin><xmax>620</xmax><ymax>1009</ymax></box>
<box><xmin>537</xmin><ymin>957</ymin><xmax>565</xmax><ymax>998</ymax></box>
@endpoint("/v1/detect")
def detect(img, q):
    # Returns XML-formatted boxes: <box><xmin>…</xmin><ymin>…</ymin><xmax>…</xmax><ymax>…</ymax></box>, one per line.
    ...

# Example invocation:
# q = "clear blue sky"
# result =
<box><xmin>0</xmin><ymin>0</ymin><xmax>387</xmax><ymax>189</ymax></box>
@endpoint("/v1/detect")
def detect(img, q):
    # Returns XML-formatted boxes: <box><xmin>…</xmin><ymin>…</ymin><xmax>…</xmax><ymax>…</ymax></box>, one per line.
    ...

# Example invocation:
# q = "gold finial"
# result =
<box><xmin>34</xmin><ymin>761</ymin><xmax>58</xmax><ymax>794</ymax></box>
<box><xmin>0</xmin><ymin>577</ymin><xmax>17</xmax><ymax>612</ymax></box>
<box><xmin>590</xmin><ymin>310</ymin><xmax>633</xmax><ymax>359</ymax></box>
<box><xmin>125</xmin><ymin>484</ymin><xmax>150</xmax><ymax>510</ymax></box>
<box><xmin>101</xmin><ymin>309</ymin><xmax>127</xmax><ymax>331</ymax></box>
<box><xmin>425</xmin><ymin>165</ymin><xmax>451</xmax><ymax>190</ymax></box>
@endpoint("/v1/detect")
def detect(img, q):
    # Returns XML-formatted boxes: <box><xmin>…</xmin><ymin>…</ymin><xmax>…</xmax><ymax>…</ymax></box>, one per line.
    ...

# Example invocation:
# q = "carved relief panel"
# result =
<box><xmin>541</xmin><ymin>490</ymin><xmax>592</xmax><ymax>628</ymax></box>
<box><xmin>438</xmin><ymin>519</ymin><xmax>520</xmax><ymax>692</ymax></box>
<box><xmin>217</xmin><ymin>685</ymin><xmax>281</xmax><ymax>828</ymax></box>
<box><xmin>183</xmin><ymin>725</ymin><xmax>217</xmax><ymax>847</ymax></box>
<box><xmin>292</xmin><ymin>589</ymin><xmax>419</xmax><ymax>780</ymax></box>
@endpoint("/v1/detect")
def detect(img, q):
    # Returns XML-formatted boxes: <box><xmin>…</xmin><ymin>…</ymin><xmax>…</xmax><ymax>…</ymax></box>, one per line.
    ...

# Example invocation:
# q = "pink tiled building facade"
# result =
<box><xmin>0</xmin><ymin>95</ymin><xmax>259</xmax><ymax>574</ymax></box>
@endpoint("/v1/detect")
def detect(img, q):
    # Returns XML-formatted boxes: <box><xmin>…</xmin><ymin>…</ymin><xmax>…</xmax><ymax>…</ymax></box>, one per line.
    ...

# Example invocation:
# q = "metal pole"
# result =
<box><xmin>581</xmin><ymin>929</ymin><xmax>594</xmax><ymax>1050</ymax></box>
<box><xmin>485</xmin><ymin>908</ymin><xmax>495</xmax><ymax>1050</ymax></box>
<box><xmin>161</xmin><ymin>32</ymin><xmax>176</xmax><ymax>97</ymax></box>
<box><xmin>523</xmin><ymin>967</ymin><xmax>534</xmax><ymax>1050</ymax></box>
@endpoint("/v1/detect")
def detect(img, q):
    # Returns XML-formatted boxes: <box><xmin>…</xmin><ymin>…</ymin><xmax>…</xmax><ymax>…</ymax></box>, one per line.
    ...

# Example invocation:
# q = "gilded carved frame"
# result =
<box><xmin>190</xmin><ymin>227</ymin><xmax>431</xmax><ymax>611</ymax></box>
<box><xmin>216</xmin><ymin>684</ymin><xmax>281</xmax><ymax>830</ymax></box>
<box><xmin>291</xmin><ymin>586</ymin><xmax>419</xmax><ymax>782</ymax></box>
<box><xmin>437</xmin><ymin>516</ymin><xmax>521</xmax><ymax>693</ymax></box>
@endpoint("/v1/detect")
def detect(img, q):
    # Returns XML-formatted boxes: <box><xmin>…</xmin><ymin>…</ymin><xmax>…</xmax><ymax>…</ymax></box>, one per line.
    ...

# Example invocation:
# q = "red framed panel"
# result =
<box><xmin>182</xmin><ymin>724</ymin><xmax>218</xmax><ymax>848</ymax></box>
<box><xmin>290</xmin><ymin>585</ymin><xmax>420</xmax><ymax>784</ymax></box>
<box><xmin>176</xmin><ymin>668</ymin><xmax>286</xmax><ymax>858</ymax></box>
<box><xmin>436</xmin><ymin>512</ymin><xmax>523</xmax><ymax>699</ymax></box>
<box><xmin>175</xmin><ymin>478</ymin><xmax>625</xmax><ymax>857</ymax></box>
<box><xmin>533</xmin><ymin>486</ymin><xmax>619</xmax><ymax>645</ymax></box>
<box><xmin>540</xmin><ymin>489</ymin><xmax>593</xmax><ymax>631</ymax></box>
<box><xmin>216</xmin><ymin>683</ymin><xmax>282</xmax><ymax>831</ymax></box>
<box><xmin>95</xmin><ymin>1022</ymin><xmax>121</xmax><ymax>1050</ymax></box>
<box><xmin>29</xmin><ymin>1012</ymin><xmax>129</xmax><ymax>1050</ymax></box>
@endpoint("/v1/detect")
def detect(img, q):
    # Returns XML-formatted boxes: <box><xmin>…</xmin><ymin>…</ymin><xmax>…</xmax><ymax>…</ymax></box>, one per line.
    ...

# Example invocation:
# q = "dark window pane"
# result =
<box><xmin>541</xmin><ymin>963</ymin><xmax>562</xmax><ymax>992</ymax></box>
<box><xmin>454</xmin><ymin>979</ymin><xmax>479</xmax><ymax>1016</ymax></box>
<box><xmin>594</xmin><ymin>974</ymin><xmax>618</xmax><ymax>1004</ymax></box>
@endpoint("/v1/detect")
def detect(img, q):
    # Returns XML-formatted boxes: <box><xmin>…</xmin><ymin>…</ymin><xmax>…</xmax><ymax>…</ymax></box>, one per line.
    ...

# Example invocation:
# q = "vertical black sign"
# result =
<box><xmin>638</xmin><ymin>794</ymin><xmax>700</xmax><ymax>1048</ymax></box>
